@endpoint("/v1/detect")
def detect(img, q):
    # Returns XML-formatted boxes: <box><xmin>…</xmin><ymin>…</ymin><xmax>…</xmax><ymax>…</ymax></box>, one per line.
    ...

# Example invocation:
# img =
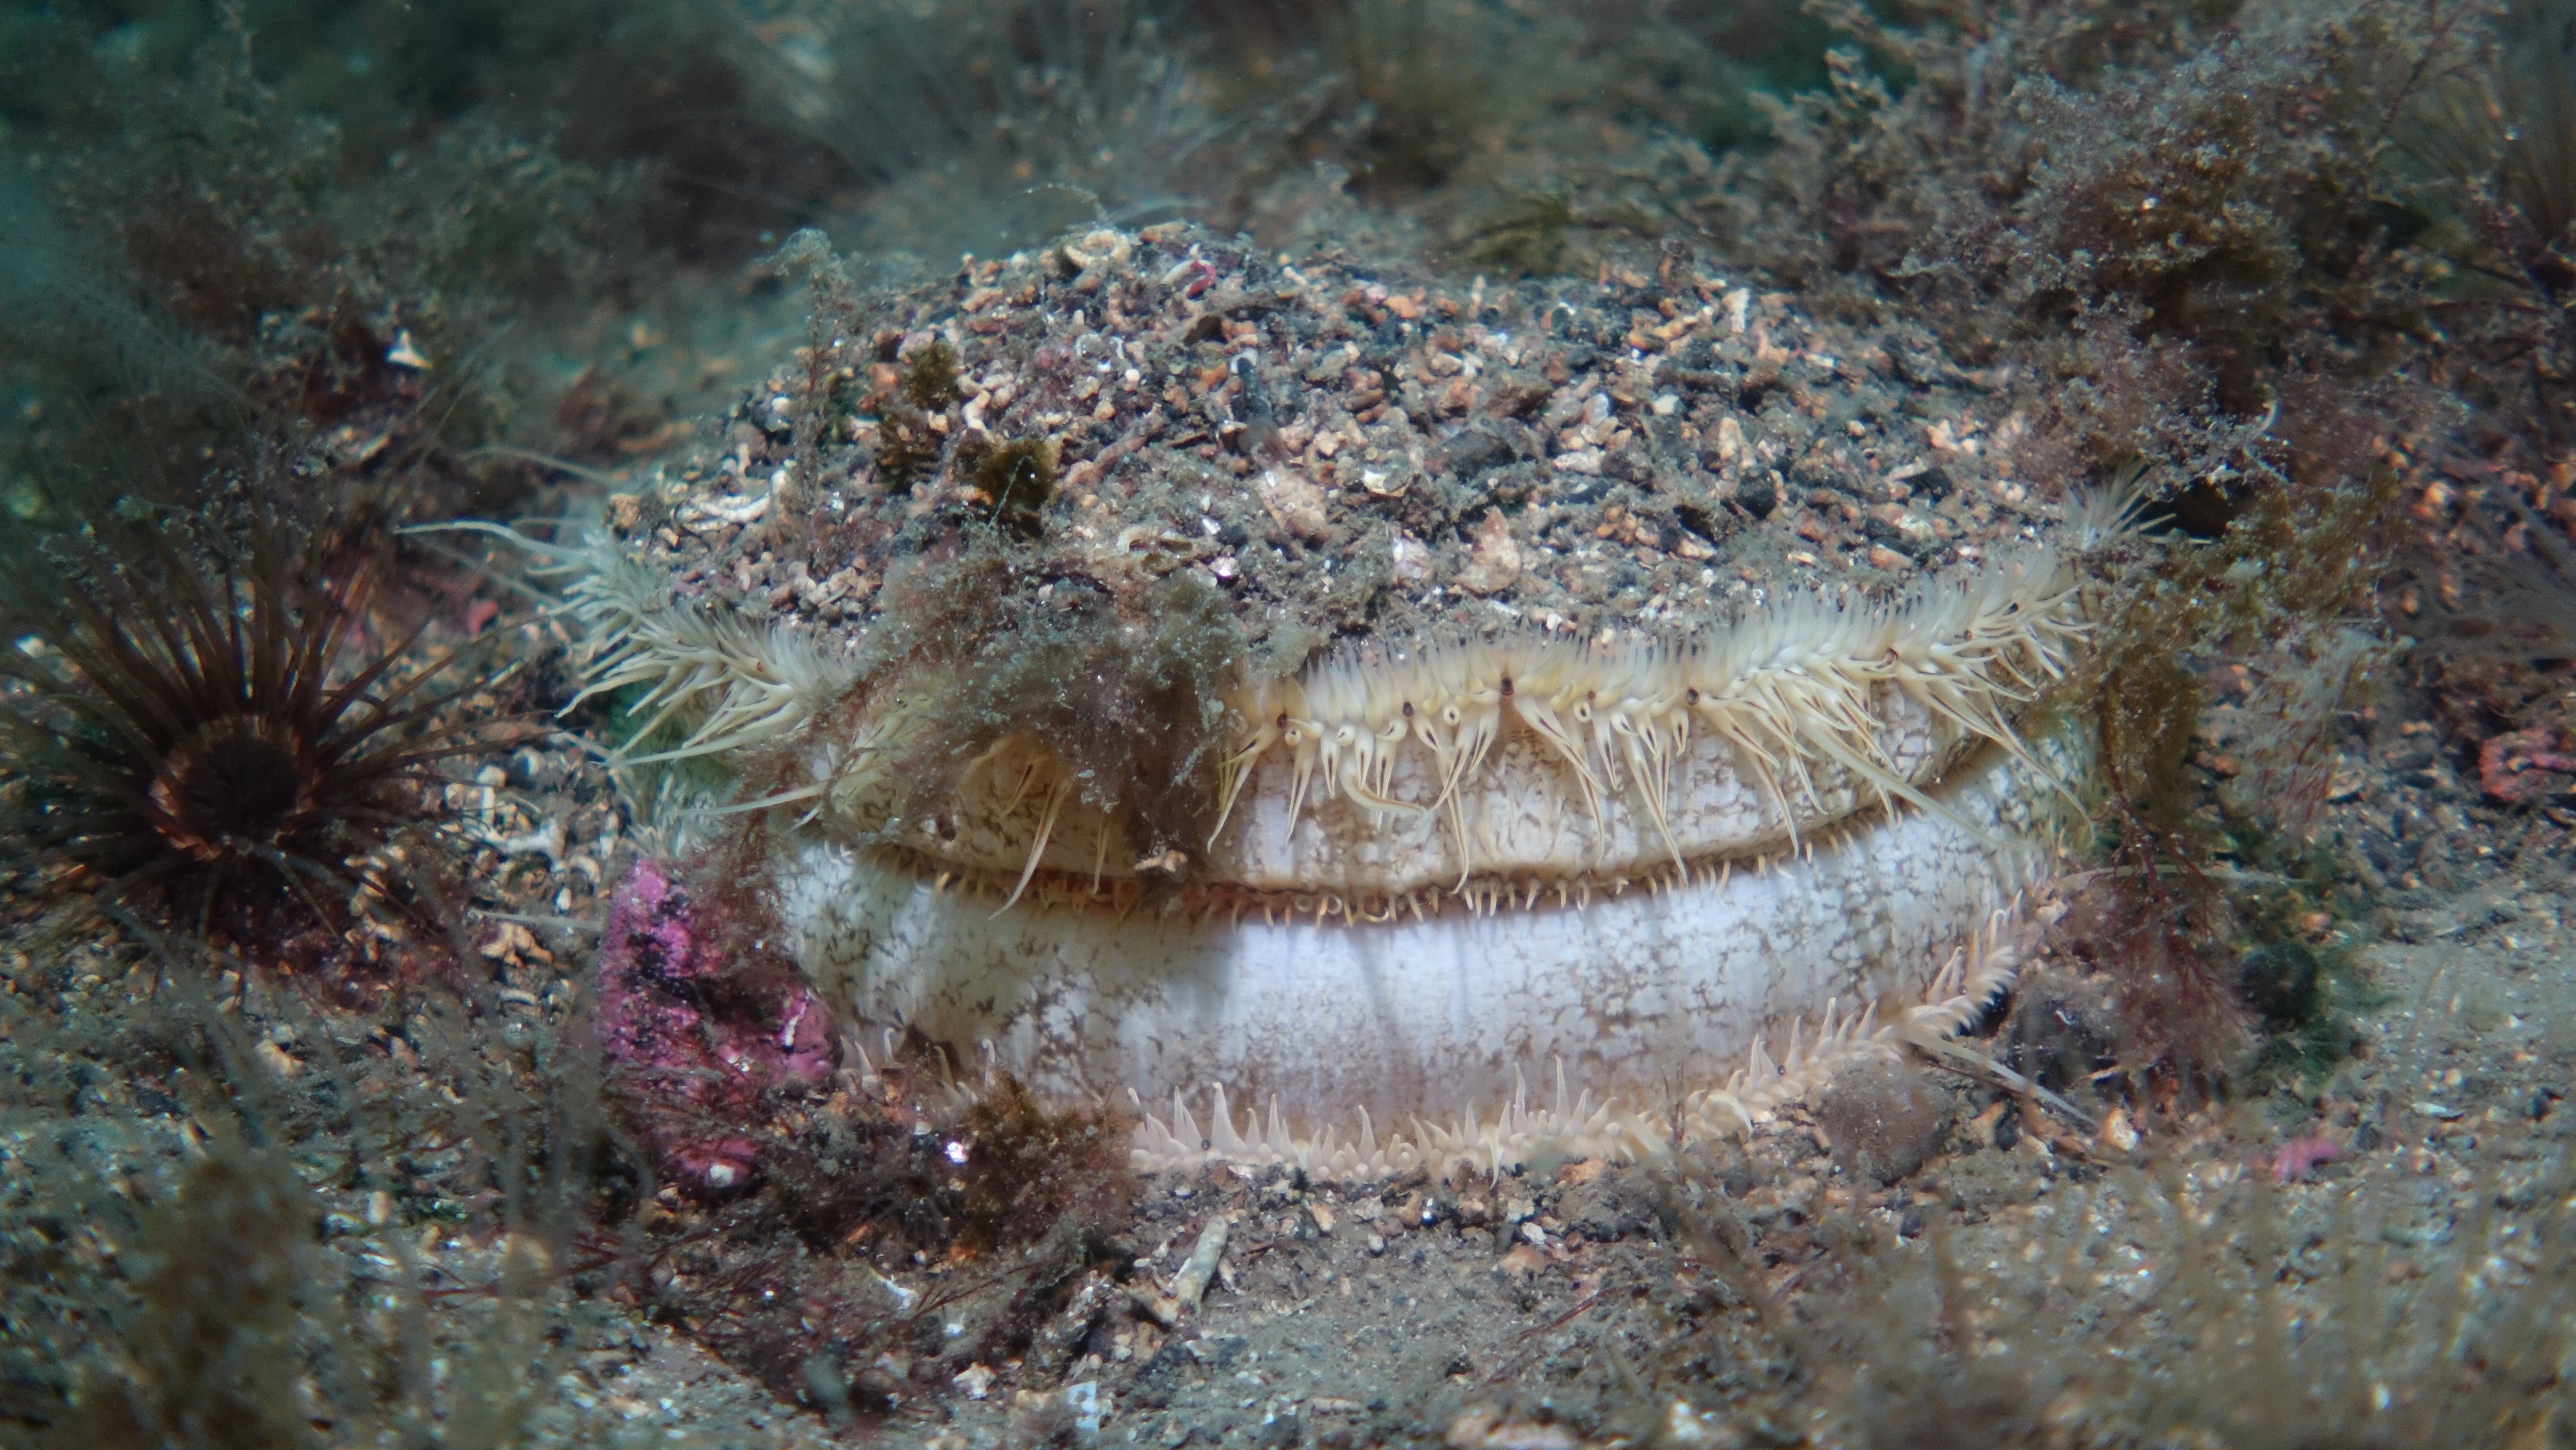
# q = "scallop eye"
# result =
<box><xmin>1685</xmin><ymin>688</ymin><xmax>1701</xmax><ymax>705</ymax></box>
<box><xmin>1499</xmin><ymin>677</ymin><xmax>1515</xmax><ymax>698</ymax></box>
<box><xmin>1401</xmin><ymin>701</ymin><xmax>1415</xmax><ymax>717</ymax></box>
<box><xmin>1441</xmin><ymin>705</ymin><xmax>1462</xmax><ymax>725</ymax></box>
<box><xmin>1275</xmin><ymin>711</ymin><xmax>1289</xmax><ymax>729</ymax></box>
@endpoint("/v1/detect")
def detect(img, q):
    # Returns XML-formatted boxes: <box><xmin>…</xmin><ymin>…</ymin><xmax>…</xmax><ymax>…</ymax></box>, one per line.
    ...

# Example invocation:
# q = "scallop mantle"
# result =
<box><xmin>563</xmin><ymin>524</ymin><xmax>2111</xmax><ymax>1181</ymax></box>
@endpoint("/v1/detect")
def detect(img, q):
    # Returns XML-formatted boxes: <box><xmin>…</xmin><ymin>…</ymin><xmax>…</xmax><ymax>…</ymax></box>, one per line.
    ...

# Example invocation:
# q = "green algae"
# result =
<box><xmin>859</xmin><ymin>542</ymin><xmax>1248</xmax><ymax>875</ymax></box>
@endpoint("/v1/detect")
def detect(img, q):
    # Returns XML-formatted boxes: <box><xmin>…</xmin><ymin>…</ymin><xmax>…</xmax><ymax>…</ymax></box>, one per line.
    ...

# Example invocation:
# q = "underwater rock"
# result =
<box><xmin>596</xmin><ymin>858</ymin><xmax>837</xmax><ymax>1197</ymax></box>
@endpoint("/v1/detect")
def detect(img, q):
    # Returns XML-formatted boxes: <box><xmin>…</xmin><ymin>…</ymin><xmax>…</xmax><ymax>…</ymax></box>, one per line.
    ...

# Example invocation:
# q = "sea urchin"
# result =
<box><xmin>0</xmin><ymin>518</ymin><xmax>490</xmax><ymax>944</ymax></box>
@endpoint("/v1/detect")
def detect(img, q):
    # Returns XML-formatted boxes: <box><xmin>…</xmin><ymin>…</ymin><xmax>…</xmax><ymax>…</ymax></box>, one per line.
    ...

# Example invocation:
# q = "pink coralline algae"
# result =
<box><xmin>2479</xmin><ymin>726</ymin><xmax>2576</xmax><ymax>806</ymax></box>
<box><xmin>596</xmin><ymin>859</ymin><xmax>837</xmax><ymax>1197</ymax></box>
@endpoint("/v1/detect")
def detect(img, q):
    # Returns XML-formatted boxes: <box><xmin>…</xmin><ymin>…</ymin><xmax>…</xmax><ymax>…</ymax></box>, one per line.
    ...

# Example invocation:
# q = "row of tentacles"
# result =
<box><xmin>811</xmin><ymin>900</ymin><xmax>2038</xmax><ymax>1181</ymax></box>
<box><xmin>1211</xmin><ymin>547</ymin><xmax>2085</xmax><ymax>874</ymax></box>
<box><xmin>555</xmin><ymin>534</ymin><xmax>2096</xmax><ymax>870</ymax></box>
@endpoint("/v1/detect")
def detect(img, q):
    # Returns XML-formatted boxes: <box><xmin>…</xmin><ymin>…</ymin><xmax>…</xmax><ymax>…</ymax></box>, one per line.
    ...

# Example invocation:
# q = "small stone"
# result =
<box><xmin>1257</xmin><ymin>467</ymin><xmax>1330</xmax><ymax>540</ymax></box>
<box><xmin>1172</xmin><ymin>1215</ymin><xmax>1229</xmax><ymax>1311</ymax></box>
<box><xmin>1390</xmin><ymin>531</ymin><xmax>1432</xmax><ymax>585</ymax></box>
<box><xmin>1457</xmin><ymin>512</ymin><xmax>1523</xmax><ymax>595</ymax></box>
<box><xmin>1561</xmin><ymin>1176</ymin><xmax>1654</xmax><ymax>1241</ymax></box>
<box><xmin>1663</xmin><ymin>1400</ymin><xmax>1724</xmax><ymax>1449</ymax></box>
<box><xmin>1129</xmin><ymin>1287</ymin><xmax>1184</xmax><ymax>1327</ymax></box>
<box><xmin>1813</xmin><ymin>1059</ymin><xmax>1945</xmax><ymax>1185</ymax></box>
<box><xmin>1064</xmin><ymin>1381</ymin><xmax>1106</xmax><ymax>1440</ymax></box>
<box><xmin>2098</xmin><ymin>1106</ymin><xmax>2141</xmax><ymax>1153</ymax></box>
<box><xmin>1712</xmin><ymin>415</ymin><xmax>1747</xmax><ymax>464</ymax></box>
<box><xmin>1309</xmin><ymin>1398</ymin><xmax>1363</xmax><ymax>1416</ymax></box>
<box><xmin>1431</xmin><ymin>423</ymin><xmax>1515</xmax><ymax>476</ymax></box>
<box><xmin>1184</xmin><ymin>1334</ymin><xmax>1248</xmax><ymax>1369</ymax></box>
<box><xmin>1738</xmin><ymin>471</ymin><xmax>1779</xmax><ymax>518</ymax></box>
<box><xmin>253</xmin><ymin>1039</ymin><xmax>303</xmax><ymax>1080</ymax></box>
